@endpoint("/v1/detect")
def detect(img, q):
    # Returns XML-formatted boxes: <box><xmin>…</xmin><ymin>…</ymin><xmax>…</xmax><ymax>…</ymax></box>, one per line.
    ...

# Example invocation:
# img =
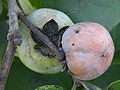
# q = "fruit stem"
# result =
<box><xmin>71</xmin><ymin>82</ymin><xmax>77</xmax><ymax>90</ymax></box>
<box><xmin>72</xmin><ymin>77</ymin><xmax>102</xmax><ymax>90</ymax></box>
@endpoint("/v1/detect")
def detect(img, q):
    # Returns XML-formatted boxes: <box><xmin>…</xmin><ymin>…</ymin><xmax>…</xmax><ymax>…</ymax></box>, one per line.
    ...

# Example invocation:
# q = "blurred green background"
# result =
<box><xmin>0</xmin><ymin>0</ymin><xmax>120</xmax><ymax>90</ymax></box>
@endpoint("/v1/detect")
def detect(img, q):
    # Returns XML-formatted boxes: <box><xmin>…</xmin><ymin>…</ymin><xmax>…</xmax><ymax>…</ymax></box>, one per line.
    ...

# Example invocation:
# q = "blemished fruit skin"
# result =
<box><xmin>16</xmin><ymin>8</ymin><xmax>74</xmax><ymax>74</ymax></box>
<box><xmin>62</xmin><ymin>22</ymin><xmax>114</xmax><ymax>80</ymax></box>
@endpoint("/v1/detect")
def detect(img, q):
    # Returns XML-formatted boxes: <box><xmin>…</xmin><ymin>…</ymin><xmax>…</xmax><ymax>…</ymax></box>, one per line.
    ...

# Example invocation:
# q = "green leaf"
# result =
<box><xmin>110</xmin><ymin>23</ymin><xmax>120</xmax><ymax>52</ymax></box>
<box><xmin>107</xmin><ymin>80</ymin><xmax>120</xmax><ymax>90</ymax></box>
<box><xmin>0</xmin><ymin>0</ymin><xmax>8</xmax><ymax>20</ymax></box>
<box><xmin>5</xmin><ymin>58</ymin><xmax>73</xmax><ymax>90</ymax></box>
<box><xmin>0</xmin><ymin>0</ymin><xmax>3</xmax><ymax>15</ymax></box>
<box><xmin>18</xmin><ymin>0</ymin><xmax>36</xmax><ymax>15</ymax></box>
<box><xmin>109</xmin><ymin>22</ymin><xmax>120</xmax><ymax>64</ymax></box>
<box><xmin>18</xmin><ymin>0</ymin><xmax>42</xmax><ymax>15</ymax></box>
<box><xmin>112</xmin><ymin>52</ymin><xmax>120</xmax><ymax>64</ymax></box>
<box><xmin>0</xmin><ymin>20</ymin><xmax>8</xmax><ymax>66</ymax></box>
<box><xmin>4</xmin><ymin>1</ymin><xmax>120</xmax><ymax>90</ymax></box>
<box><xmin>40</xmin><ymin>0</ymin><xmax>120</xmax><ymax>30</ymax></box>
<box><xmin>91</xmin><ymin>64</ymin><xmax>120</xmax><ymax>90</ymax></box>
<box><xmin>35</xmin><ymin>85</ymin><xmax>63</xmax><ymax>90</ymax></box>
<box><xmin>29</xmin><ymin>0</ymin><xmax>41</xmax><ymax>9</ymax></box>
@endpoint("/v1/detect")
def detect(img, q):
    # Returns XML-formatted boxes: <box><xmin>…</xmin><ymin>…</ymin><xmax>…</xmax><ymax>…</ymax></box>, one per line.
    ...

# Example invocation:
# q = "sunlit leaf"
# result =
<box><xmin>18</xmin><ymin>0</ymin><xmax>36</xmax><ymax>15</ymax></box>
<box><xmin>107</xmin><ymin>80</ymin><xmax>120</xmax><ymax>90</ymax></box>
<box><xmin>29</xmin><ymin>0</ymin><xmax>41</xmax><ymax>9</ymax></box>
<box><xmin>0</xmin><ymin>0</ymin><xmax>7</xmax><ymax>20</ymax></box>
<box><xmin>35</xmin><ymin>85</ymin><xmax>63</xmax><ymax>90</ymax></box>
<box><xmin>0</xmin><ymin>0</ymin><xmax>3</xmax><ymax>15</ymax></box>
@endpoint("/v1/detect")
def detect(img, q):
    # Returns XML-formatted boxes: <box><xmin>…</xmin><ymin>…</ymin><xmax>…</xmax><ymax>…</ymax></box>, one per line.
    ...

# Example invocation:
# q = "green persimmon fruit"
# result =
<box><xmin>16</xmin><ymin>8</ymin><xmax>74</xmax><ymax>74</ymax></box>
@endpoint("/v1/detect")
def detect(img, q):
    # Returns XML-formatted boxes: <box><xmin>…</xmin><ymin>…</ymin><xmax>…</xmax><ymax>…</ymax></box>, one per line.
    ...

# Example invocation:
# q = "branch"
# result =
<box><xmin>0</xmin><ymin>35</ymin><xmax>16</xmax><ymax>90</ymax></box>
<box><xmin>0</xmin><ymin>0</ymin><xmax>21</xmax><ymax>90</ymax></box>
<box><xmin>0</xmin><ymin>0</ymin><xmax>66</xmax><ymax>89</ymax></box>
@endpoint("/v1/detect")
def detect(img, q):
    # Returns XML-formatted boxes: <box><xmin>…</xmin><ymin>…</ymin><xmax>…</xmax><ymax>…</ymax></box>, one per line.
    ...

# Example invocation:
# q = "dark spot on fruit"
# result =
<box><xmin>75</xmin><ymin>30</ymin><xmax>79</xmax><ymax>33</ymax></box>
<box><xmin>101</xmin><ymin>53</ymin><xmax>108</xmax><ymax>57</ymax></box>
<box><xmin>72</xmin><ymin>44</ymin><xmax>75</xmax><ymax>46</ymax></box>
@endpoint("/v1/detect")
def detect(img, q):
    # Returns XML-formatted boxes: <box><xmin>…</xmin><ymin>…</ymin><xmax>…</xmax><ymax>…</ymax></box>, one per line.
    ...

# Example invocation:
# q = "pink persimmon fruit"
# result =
<box><xmin>62</xmin><ymin>22</ymin><xmax>114</xmax><ymax>80</ymax></box>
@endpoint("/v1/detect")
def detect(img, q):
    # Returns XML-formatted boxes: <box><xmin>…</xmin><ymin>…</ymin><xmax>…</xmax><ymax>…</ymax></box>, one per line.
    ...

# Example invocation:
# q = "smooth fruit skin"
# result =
<box><xmin>16</xmin><ymin>8</ymin><xmax>74</xmax><ymax>74</ymax></box>
<box><xmin>62</xmin><ymin>22</ymin><xmax>114</xmax><ymax>80</ymax></box>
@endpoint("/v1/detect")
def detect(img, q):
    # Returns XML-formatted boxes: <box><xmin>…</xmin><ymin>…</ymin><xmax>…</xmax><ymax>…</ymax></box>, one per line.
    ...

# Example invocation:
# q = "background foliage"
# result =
<box><xmin>0</xmin><ymin>0</ymin><xmax>120</xmax><ymax>90</ymax></box>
